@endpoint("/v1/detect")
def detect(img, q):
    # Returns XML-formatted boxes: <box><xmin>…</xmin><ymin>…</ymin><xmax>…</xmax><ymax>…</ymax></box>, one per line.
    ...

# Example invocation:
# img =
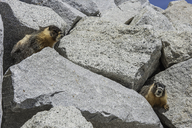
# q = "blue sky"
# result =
<box><xmin>149</xmin><ymin>0</ymin><xmax>192</xmax><ymax>9</ymax></box>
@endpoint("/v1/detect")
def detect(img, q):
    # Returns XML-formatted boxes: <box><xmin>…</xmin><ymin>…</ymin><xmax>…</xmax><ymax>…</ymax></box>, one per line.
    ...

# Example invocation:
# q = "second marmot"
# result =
<box><xmin>140</xmin><ymin>82</ymin><xmax>169</xmax><ymax>110</ymax></box>
<box><xmin>11</xmin><ymin>25</ymin><xmax>64</xmax><ymax>63</ymax></box>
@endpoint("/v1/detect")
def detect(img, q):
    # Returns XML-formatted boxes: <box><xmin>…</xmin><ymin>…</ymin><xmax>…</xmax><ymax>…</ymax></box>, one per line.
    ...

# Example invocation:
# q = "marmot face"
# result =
<box><xmin>48</xmin><ymin>25</ymin><xmax>64</xmax><ymax>41</ymax></box>
<box><xmin>152</xmin><ymin>82</ymin><xmax>166</xmax><ymax>97</ymax></box>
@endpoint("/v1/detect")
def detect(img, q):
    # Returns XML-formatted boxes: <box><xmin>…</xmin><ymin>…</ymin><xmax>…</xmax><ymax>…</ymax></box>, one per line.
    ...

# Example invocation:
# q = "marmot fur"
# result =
<box><xmin>140</xmin><ymin>82</ymin><xmax>169</xmax><ymax>110</ymax></box>
<box><xmin>11</xmin><ymin>25</ymin><xmax>64</xmax><ymax>63</ymax></box>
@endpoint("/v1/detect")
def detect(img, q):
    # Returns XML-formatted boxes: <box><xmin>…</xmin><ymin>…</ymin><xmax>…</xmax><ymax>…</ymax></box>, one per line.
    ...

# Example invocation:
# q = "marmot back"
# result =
<box><xmin>11</xmin><ymin>25</ymin><xmax>64</xmax><ymax>63</ymax></box>
<box><xmin>139</xmin><ymin>82</ymin><xmax>169</xmax><ymax>110</ymax></box>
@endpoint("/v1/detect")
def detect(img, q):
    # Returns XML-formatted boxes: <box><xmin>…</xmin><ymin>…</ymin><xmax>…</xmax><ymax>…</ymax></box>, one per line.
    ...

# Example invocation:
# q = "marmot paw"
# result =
<box><xmin>164</xmin><ymin>104</ymin><xmax>169</xmax><ymax>110</ymax></box>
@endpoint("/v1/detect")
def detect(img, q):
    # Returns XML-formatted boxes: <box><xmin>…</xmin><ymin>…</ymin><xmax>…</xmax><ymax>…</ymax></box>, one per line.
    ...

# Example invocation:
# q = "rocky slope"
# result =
<box><xmin>2</xmin><ymin>47</ymin><xmax>162</xmax><ymax>128</ymax></box>
<box><xmin>0</xmin><ymin>0</ymin><xmax>192</xmax><ymax>128</ymax></box>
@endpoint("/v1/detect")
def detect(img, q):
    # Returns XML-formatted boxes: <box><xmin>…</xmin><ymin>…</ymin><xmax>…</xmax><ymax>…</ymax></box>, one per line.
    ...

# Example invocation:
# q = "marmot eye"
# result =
<box><xmin>53</xmin><ymin>30</ymin><xmax>58</xmax><ymax>33</ymax></box>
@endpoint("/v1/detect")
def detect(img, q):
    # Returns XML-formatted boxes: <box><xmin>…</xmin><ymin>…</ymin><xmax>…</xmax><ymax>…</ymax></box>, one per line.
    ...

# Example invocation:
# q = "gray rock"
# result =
<box><xmin>161</xmin><ymin>31</ymin><xmax>192</xmax><ymax>68</ymax></box>
<box><xmin>115</xmin><ymin>0</ymin><xmax>161</xmax><ymax>12</ymax></box>
<box><xmin>2</xmin><ymin>47</ymin><xmax>162</xmax><ymax>128</ymax></box>
<box><xmin>0</xmin><ymin>15</ymin><xmax>4</xmax><ymax>126</ymax></box>
<box><xmin>0</xmin><ymin>0</ymin><xmax>66</xmax><ymax>73</ymax></box>
<box><xmin>130</xmin><ymin>6</ymin><xmax>175</xmax><ymax>31</ymax></box>
<box><xmin>92</xmin><ymin>0</ymin><xmax>117</xmax><ymax>14</ymax></box>
<box><xmin>167</xmin><ymin>0</ymin><xmax>185</xmax><ymax>8</ymax></box>
<box><xmin>58</xmin><ymin>17</ymin><xmax>162</xmax><ymax>91</ymax></box>
<box><xmin>162</xmin><ymin>0</ymin><xmax>192</xmax><ymax>31</ymax></box>
<box><xmin>150</xmin><ymin>4</ymin><xmax>164</xmax><ymax>12</ymax></box>
<box><xmin>61</xmin><ymin>0</ymin><xmax>99</xmax><ymax>16</ymax></box>
<box><xmin>114</xmin><ymin>0</ymin><xmax>149</xmax><ymax>7</ymax></box>
<box><xmin>154</xmin><ymin>58</ymin><xmax>192</xmax><ymax>128</ymax></box>
<box><xmin>21</xmin><ymin>106</ymin><xmax>93</xmax><ymax>128</ymax></box>
<box><xmin>101</xmin><ymin>1</ymin><xmax>142</xmax><ymax>24</ymax></box>
<box><xmin>20</xmin><ymin>0</ymin><xmax>86</xmax><ymax>33</ymax></box>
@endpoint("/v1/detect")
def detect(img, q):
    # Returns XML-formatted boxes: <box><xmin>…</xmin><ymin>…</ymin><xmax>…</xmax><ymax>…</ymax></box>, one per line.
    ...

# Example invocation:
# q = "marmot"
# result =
<box><xmin>140</xmin><ymin>82</ymin><xmax>169</xmax><ymax>110</ymax></box>
<box><xmin>11</xmin><ymin>25</ymin><xmax>64</xmax><ymax>63</ymax></box>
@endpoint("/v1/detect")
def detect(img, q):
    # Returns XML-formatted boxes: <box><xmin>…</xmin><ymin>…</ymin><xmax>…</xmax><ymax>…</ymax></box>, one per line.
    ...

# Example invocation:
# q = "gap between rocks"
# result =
<box><xmin>141</xmin><ymin>55</ymin><xmax>177</xmax><ymax>128</ymax></box>
<box><xmin>1</xmin><ymin>70</ymin><xmax>53</xmax><ymax>128</ymax></box>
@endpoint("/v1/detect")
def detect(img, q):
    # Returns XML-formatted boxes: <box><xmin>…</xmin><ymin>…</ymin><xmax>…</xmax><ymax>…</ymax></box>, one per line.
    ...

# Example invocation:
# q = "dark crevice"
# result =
<box><xmin>50</xmin><ymin>91</ymin><xmax>64</xmax><ymax>97</ymax></box>
<box><xmin>65</xmin><ymin>18</ymin><xmax>81</xmax><ymax>35</ymax></box>
<box><xmin>114</xmin><ymin>0</ymin><xmax>125</xmax><ymax>6</ymax></box>
<box><xmin>0</xmin><ymin>2</ymin><xmax>35</xmax><ymax>74</ymax></box>
<box><xmin>19</xmin><ymin>0</ymin><xmax>33</xmax><ymax>4</ymax></box>
<box><xmin>80</xmin><ymin>110</ymin><xmax>158</xmax><ymax>128</ymax></box>
<box><xmin>1</xmin><ymin>69</ymin><xmax>53</xmax><ymax>128</ymax></box>
<box><xmin>150</xmin><ymin>58</ymin><xmax>165</xmax><ymax>78</ymax></box>
<box><xmin>2</xmin><ymin>104</ymin><xmax>52</xmax><ymax>128</ymax></box>
<box><xmin>125</xmin><ymin>17</ymin><xmax>134</xmax><ymax>25</ymax></box>
<box><xmin>117</xmin><ymin>5</ymin><xmax>122</xmax><ymax>11</ymax></box>
<box><xmin>143</xmin><ymin>58</ymin><xmax>165</xmax><ymax>86</ymax></box>
<box><xmin>154</xmin><ymin>108</ymin><xmax>176</xmax><ymax>128</ymax></box>
<box><xmin>54</xmin><ymin>41</ymin><xmax>68</xmax><ymax>58</ymax></box>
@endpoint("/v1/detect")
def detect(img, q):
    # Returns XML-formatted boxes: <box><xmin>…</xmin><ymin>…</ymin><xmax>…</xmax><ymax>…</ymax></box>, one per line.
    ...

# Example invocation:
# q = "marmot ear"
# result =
<box><xmin>153</xmin><ymin>83</ymin><xmax>157</xmax><ymax>88</ymax></box>
<box><xmin>39</xmin><ymin>26</ymin><xmax>46</xmax><ymax>31</ymax></box>
<box><xmin>50</xmin><ymin>31</ymin><xmax>54</xmax><ymax>37</ymax></box>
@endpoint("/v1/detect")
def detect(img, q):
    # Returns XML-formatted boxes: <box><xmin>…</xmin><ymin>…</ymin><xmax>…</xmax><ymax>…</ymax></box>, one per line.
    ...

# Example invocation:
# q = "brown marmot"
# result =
<box><xmin>11</xmin><ymin>25</ymin><xmax>64</xmax><ymax>63</ymax></box>
<box><xmin>140</xmin><ymin>82</ymin><xmax>169</xmax><ymax>110</ymax></box>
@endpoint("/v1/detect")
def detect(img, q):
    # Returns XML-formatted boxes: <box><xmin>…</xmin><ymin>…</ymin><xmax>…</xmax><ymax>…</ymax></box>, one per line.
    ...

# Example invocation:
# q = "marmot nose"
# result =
<box><xmin>60</xmin><ymin>33</ymin><xmax>64</xmax><ymax>38</ymax></box>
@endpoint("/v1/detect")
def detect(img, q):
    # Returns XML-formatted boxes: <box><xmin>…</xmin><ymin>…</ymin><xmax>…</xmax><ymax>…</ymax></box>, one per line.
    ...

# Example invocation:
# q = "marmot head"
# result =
<box><xmin>48</xmin><ymin>25</ymin><xmax>64</xmax><ymax>41</ymax></box>
<box><xmin>152</xmin><ymin>82</ymin><xmax>166</xmax><ymax>97</ymax></box>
